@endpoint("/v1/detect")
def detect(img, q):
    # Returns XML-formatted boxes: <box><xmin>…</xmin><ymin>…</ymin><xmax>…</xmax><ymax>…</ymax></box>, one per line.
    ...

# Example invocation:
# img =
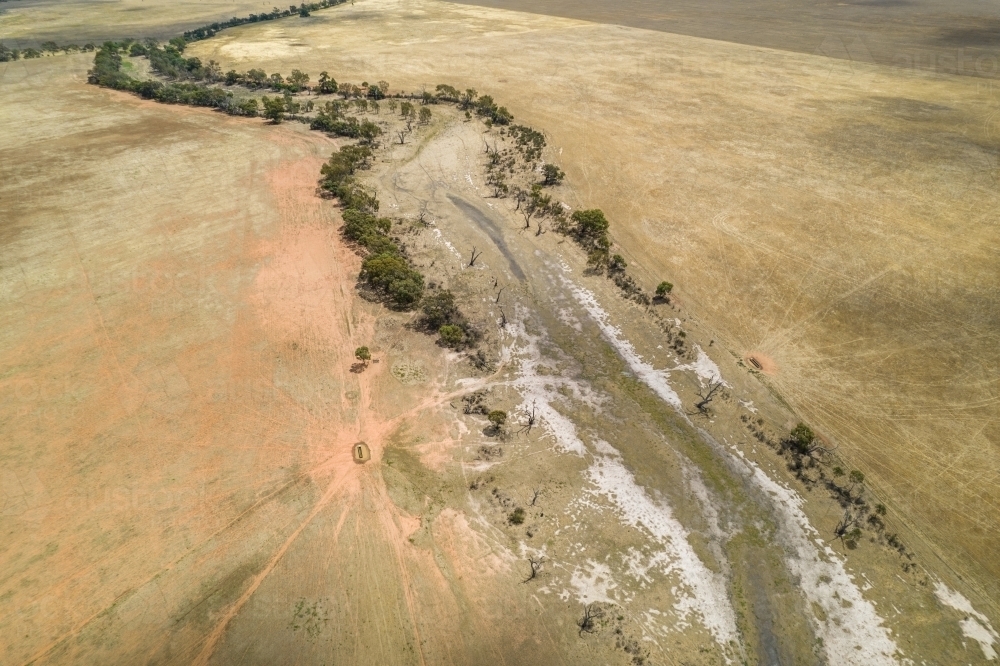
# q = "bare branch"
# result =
<box><xmin>517</xmin><ymin>401</ymin><xmax>537</xmax><ymax>435</ymax></box>
<box><xmin>834</xmin><ymin>508</ymin><xmax>863</xmax><ymax>545</ymax></box>
<box><xmin>530</xmin><ymin>486</ymin><xmax>542</xmax><ymax>506</ymax></box>
<box><xmin>522</xmin><ymin>556</ymin><xmax>545</xmax><ymax>583</ymax></box>
<box><xmin>578</xmin><ymin>603</ymin><xmax>603</xmax><ymax>636</ymax></box>
<box><xmin>495</xmin><ymin>286</ymin><xmax>505</xmax><ymax>303</ymax></box>
<box><xmin>695</xmin><ymin>381</ymin><xmax>723</xmax><ymax>413</ymax></box>
<box><xmin>469</xmin><ymin>247</ymin><xmax>483</xmax><ymax>267</ymax></box>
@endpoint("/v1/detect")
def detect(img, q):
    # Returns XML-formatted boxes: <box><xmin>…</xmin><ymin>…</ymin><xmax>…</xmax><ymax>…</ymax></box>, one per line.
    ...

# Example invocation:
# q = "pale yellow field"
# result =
<box><xmin>0</xmin><ymin>0</ymin><xmax>283</xmax><ymax>44</ymax></box>
<box><xmin>186</xmin><ymin>0</ymin><xmax>1000</xmax><ymax>612</ymax></box>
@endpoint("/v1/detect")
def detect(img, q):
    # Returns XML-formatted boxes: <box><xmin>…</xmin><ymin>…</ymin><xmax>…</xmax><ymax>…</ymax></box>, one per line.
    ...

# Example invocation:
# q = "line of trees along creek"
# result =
<box><xmin>0</xmin><ymin>41</ymin><xmax>97</xmax><ymax>61</ymax></box>
<box><xmin>83</xmin><ymin>16</ymin><xmax>901</xmax><ymax>570</ymax></box>
<box><xmin>86</xmin><ymin>37</ymin><xmax>669</xmax><ymax>350</ymax></box>
<box><xmin>1</xmin><ymin>2</ymin><xmax>341</xmax><ymax>61</ymax></box>
<box><xmin>82</xmin><ymin>1</ymin><xmax>669</xmax><ymax>351</ymax></box>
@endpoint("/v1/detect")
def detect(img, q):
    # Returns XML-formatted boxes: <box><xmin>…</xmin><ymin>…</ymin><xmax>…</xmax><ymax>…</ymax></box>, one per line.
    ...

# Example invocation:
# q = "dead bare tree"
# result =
<box><xmin>498</xmin><ymin>308</ymin><xmax>507</xmax><ymax>329</ymax></box>
<box><xmin>522</xmin><ymin>556</ymin><xmax>544</xmax><ymax>583</ymax></box>
<box><xmin>417</xmin><ymin>210</ymin><xmax>429</xmax><ymax>226</ymax></box>
<box><xmin>578</xmin><ymin>604</ymin><xmax>603</xmax><ymax>636</ymax></box>
<box><xmin>806</xmin><ymin>440</ymin><xmax>839</xmax><ymax>458</ymax></box>
<box><xmin>495</xmin><ymin>286</ymin><xmax>505</xmax><ymax>303</ymax></box>
<box><xmin>535</xmin><ymin>221</ymin><xmax>546</xmax><ymax>236</ymax></box>
<box><xmin>491</xmin><ymin>276</ymin><xmax>498</xmax><ymax>288</ymax></box>
<box><xmin>469</xmin><ymin>247</ymin><xmax>482</xmax><ymax>267</ymax></box>
<box><xmin>518</xmin><ymin>401</ymin><xmax>537</xmax><ymax>435</ymax></box>
<box><xmin>396</xmin><ymin>129</ymin><xmax>408</xmax><ymax>144</ymax></box>
<box><xmin>529</xmin><ymin>486</ymin><xmax>543</xmax><ymax>506</ymax></box>
<box><xmin>695</xmin><ymin>381</ymin><xmax>723</xmax><ymax>413</ymax></box>
<box><xmin>834</xmin><ymin>508</ymin><xmax>863</xmax><ymax>546</ymax></box>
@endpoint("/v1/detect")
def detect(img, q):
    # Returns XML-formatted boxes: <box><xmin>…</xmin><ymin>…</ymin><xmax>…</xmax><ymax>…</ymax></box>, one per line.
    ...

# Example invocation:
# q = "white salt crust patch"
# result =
<box><xmin>934</xmin><ymin>580</ymin><xmax>999</xmax><ymax>660</ymax></box>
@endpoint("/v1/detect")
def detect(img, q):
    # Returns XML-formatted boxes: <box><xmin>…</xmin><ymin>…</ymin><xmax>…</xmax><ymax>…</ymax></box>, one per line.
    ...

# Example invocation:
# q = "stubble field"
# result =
<box><xmin>0</xmin><ymin>0</ymin><xmax>273</xmax><ymax>46</ymax></box>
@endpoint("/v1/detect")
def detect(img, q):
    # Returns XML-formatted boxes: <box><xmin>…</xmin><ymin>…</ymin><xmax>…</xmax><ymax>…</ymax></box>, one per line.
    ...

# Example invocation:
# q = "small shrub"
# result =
<box><xmin>470</xmin><ymin>349</ymin><xmax>494</xmax><ymax>372</ymax></box>
<box><xmin>439</xmin><ymin>324</ymin><xmax>465</xmax><ymax>347</ymax></box>
<box><xmin>462</xmin><ymin>390</ymin><xmax>488</xmax><ymax>415</ymax></box>
<box><xmin>509</xmin><ymin>507</ymin><xmax>526</xmax><ymax>525</ymax></box>
<box><xmin>609</xmin><ymin>254</ymin><xmax>627</xmax><ymax>273</ymax></box>
<box><xmin>421</xmin><ymin>291</ymin><xmax>460</xmax><ymax>330</ymax></box>
<box><xmin>587</xmin><ymin>248</ymin><xmax>610</xmax><ymax>271</ymax></box>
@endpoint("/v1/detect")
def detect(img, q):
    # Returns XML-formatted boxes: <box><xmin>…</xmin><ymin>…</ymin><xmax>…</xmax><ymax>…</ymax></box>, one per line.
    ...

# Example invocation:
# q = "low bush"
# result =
<box><xmin>438</xmin><ymin>324</ymin><xmax>465</xmax><ymax>347</ymax></box>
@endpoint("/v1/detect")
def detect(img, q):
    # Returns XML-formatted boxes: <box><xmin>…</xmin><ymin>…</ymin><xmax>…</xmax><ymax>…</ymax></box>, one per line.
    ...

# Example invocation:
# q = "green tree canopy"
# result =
<box><xmin>421</xmin><ymin>291</ymin><xmax>460</xmax><ymax>330</ymax></box>
<box><xmin>542</xmin><ymin>164</ymin><xmax>564</xmax><ymax>186</ymax></box>
<box><xmin>361</xmin><ymin>253</ymin><xmax>424</xmax><ymax>308</ymax></box>
<box><xmin>261</xmin><ymin>95</ymin><xmax>285</xmax><ymax>123</ymax></box>
<box><xmin>317</xmin><ymin>71</ymin><xmax>337</xmax><ymax>94</ymax></box>
<box><xmin>439</xmin><ymin>324</ymin><xmax>465</xmax><ymax>347</ymax></box>
<box><xmin>571</xmin><ymin>209</ymin><xmax>610</xmax><ymax>243</ymax></box>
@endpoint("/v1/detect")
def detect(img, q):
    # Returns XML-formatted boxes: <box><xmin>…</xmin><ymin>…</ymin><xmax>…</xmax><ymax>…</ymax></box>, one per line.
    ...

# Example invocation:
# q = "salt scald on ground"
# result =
<box><xmin>563</xmin><ymin>560</ymin><xmax>618</xmax><ymax>605</ymax></box>
<box><xmin>502</xmin><ymin>312</ymin><xmax>740</xmax><ymax>651</ymax></box>
<box><xmin>502</xmin><ymin>312</ymin><xmax>603</xmax><ymax>456</ymax></box>
<box><xmin>559</xmin><ymin>275</ymin><xmax>684</xmax><ymax>412</ymax></box>
<box><xmin>586</xmin><ymin>446</ymin><xmax>740</xmax><ymax>649</ymax></box>
<box><xmin>731</xmin><ymin>448</ymin><xmax>900</xmax><ymax>664</ymax></box>
<box><xmin>553</xmin><ymin>269</ymin><xmax>899</xmax><ymax>663</ymax></box>
<box><xmin>431</xmin><ymin>228</ymin><xmax>463</xmax><ymax>259</ymax></box>
<box><xmin>933</xmin><ymin>580</ymin><xmax>999</xmax><ymax>660</ymax></box>
<box><xmin>676</xmin><ymin>344</ymin><xmax>728</xmax><ymax>387</ymax></box>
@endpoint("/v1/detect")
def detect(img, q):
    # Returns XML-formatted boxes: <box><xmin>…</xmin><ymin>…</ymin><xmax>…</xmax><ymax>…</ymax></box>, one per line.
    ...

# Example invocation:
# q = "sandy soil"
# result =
<box><xmin>183</xmin><ymin>0</ymin><xmax>1000</xmax><ymax>618</ymax></box>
